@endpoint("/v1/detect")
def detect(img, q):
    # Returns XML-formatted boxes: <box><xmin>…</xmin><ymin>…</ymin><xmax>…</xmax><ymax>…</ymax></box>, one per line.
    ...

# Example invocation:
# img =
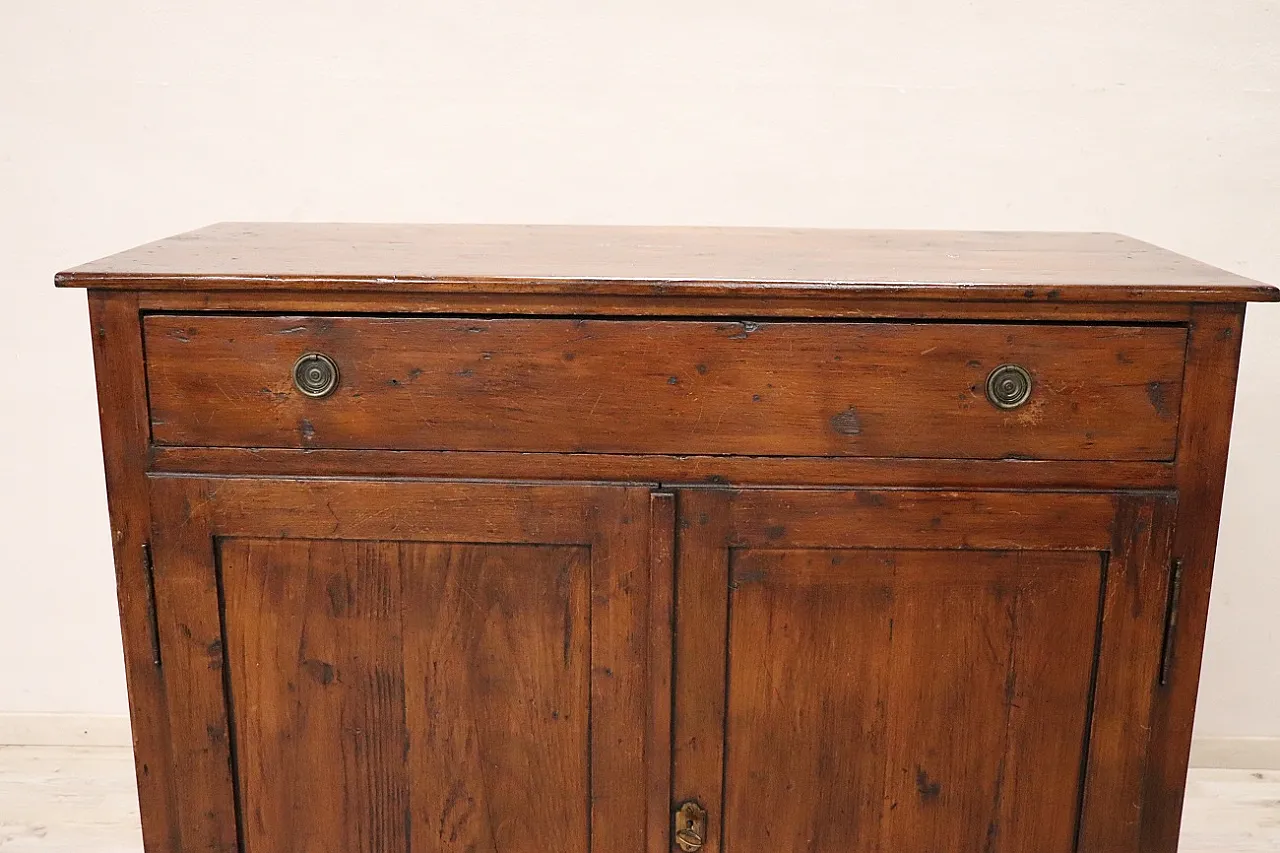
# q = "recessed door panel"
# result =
<box><xmin>724</xmin><ymin>549</ymin><xmax>1100</xmax><ymax>852</ymax></box>
<box><xmin>148</xmin><ymin>478</ymin><xmax>654</xmax><ymax>853</ymax></box>
<box><xmin>220</xmin><ymin>539</ymin><xmax>591</xmax><ymax>853</ymax></box>
<box><xmin>673</xmin><ymin>489</ymin><xmax>1175</xmax><ymax>853</ymax></box>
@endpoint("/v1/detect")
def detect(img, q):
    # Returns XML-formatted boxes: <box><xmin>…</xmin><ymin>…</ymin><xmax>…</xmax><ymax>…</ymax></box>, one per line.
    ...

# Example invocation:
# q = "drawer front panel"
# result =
<box><xmin>143</xmin><ymin>316</ymin><xmax>1186</xmax><ymax>460</ymax></box>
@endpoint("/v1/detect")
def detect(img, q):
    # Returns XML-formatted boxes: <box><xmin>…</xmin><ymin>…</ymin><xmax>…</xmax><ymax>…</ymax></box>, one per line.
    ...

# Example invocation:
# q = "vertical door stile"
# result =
<box><xmin>672</xmin><ymin>490</ymin><xmax>733</xmax><ymax>853</ymax></box>
<box><xmin>648</xmin><ymin>491</ymin><xmax>677</xmax><ymax>853</ymax></box>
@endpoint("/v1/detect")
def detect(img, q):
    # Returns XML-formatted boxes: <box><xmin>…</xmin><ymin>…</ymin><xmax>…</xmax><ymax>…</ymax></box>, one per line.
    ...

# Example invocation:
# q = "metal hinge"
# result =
<box><xmin>1158</xmin><ymin>558</ymin><xmax>1185</xmax><ymax>687</ymax></box>
<box><xmin>142</xmin><ymin>542</ymin><xmax>163</xmax><ymax>669</ymax></box>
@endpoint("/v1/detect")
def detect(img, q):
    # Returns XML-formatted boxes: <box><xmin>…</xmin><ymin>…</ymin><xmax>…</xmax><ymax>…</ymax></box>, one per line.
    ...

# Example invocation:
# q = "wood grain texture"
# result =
<box><xmin>147</xmin><ymin>478</ymin><xmax>651</xmax><ymax>853</ymax></box>
<box><xmin>646</xmin><ymin>493</ymin><xmax>675</xmax><ymax>853</ymax></box>
<box><xmin>151</xmin><ymin>446</ymin><xmax>1177</xmax><ymax>489</ymax></box>
<box><xmin>723</xmin><ymin>549</ymin><xmax>1101</xmax><ymax>852</ymax></box>
<box><xmin>403</xmin><ymin>543</ymin><xmax>591</xmax><ymax>853</ymax></box>
<box><xmin>675</xmin><ymin>489</ymin><xmax>1177</xmax><ymax>852</ymax></box>
<box><xmin>1077</xmin><ymin>495</ymin><xmax>1178</xmax><ymax>850</ymax></box>
<box><xmin>147</xmin><ymin>476</ymin><xmax>606</xmax><ymax>544</ymax></box>
<box><xmin>672</xmin><ymin>492</ymin><xmax>732</xmax><ymax>853</ymax></box>
<box><xmin>57</xmin><ymin>223</ymin><xmax>1279</xmax><ymax>303</ymax></box>
<box><xmin>146</xmin><ymin>474</ymin><xmax>238</xmax><ymax>853</ymax></box>
<box><xmin>143</xmin><ymin>315</ymin><xmax>1186</xmax><ymax>461</ymax></box>
<box><xmin>133</xmin><ymin>289</ymin><xmax>1197</xmax><ymax>322</ymax></box>
<box><xmin>1142</xmin><ymin>305</ymin><xmax>1249</xmax><ymax>851</ymax></box>
<box><xmin>725</xmin><ymin>488</ymin><xmax>1119</xmax><ymax>550</ymax></box>
<box><xmin>221</xmin><ymin>538</ymin><xmax>592</xmax><ymax>853</ymax></box>
<box><xmin>223</xmin><ymin>540</ymin><xmax>414</xmax><ymax>853</ymax></box>
<box><xmin>85</xmin><ymin>292</ymin><xmax>179</xmax><ymax>853</ymax></box>
<box><xmin>590</xmin><ymin>487</ymin><xmax>655</xmax><ymax>852</ymax></box>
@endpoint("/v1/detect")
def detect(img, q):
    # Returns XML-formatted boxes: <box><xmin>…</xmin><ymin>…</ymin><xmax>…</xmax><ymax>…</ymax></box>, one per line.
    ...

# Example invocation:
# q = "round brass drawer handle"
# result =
<box><xmin>293</xmin><ymin>352</ymin><xmax>340</xmax><ymax>398</ymax></box>
<box><xmin>986</xmin><ymin>364</ymin><xmax>1032</xmax><ymax>410</ymax></box>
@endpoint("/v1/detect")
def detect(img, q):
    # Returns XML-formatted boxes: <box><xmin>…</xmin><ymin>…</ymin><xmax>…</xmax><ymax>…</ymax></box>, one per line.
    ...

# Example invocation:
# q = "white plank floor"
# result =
<box><xmin>1</xmin><ymin>745</ymin><xmax>1278</xmax><ymax>851</ymax></box>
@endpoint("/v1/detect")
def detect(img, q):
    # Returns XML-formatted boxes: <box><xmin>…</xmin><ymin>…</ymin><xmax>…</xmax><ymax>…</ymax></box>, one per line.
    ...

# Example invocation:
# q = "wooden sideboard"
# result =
<box><xmin>60</xmin><ymin>224</ymin><xmax>1278</xmax><ymax>853</ymax></box>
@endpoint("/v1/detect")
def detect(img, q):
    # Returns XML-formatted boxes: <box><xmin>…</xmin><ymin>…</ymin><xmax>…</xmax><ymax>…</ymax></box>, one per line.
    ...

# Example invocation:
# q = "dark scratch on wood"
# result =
<box><xmin>830</xmin><ymin>407</ymin><xmax>862</xmax><ymax>435</ymax></box>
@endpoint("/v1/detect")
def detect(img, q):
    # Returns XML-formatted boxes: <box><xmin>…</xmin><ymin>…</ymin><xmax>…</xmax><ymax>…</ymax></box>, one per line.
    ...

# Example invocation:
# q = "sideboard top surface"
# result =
<box><xmin>55</xmin><ymin>222</ymin><xmax>1278</xmax><ymax>303</ymax></box>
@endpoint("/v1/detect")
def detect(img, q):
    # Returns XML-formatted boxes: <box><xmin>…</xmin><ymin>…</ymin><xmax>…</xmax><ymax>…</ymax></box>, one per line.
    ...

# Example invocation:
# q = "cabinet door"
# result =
<box><xmin>674</xmin><ymin>489</ymin><xmax>1176</xmax><ymax>853</ymax></box>
<box><xmin>147</xmin><ymin>477</ymin><xmax>660</xmax><ymax>853</ymax></box>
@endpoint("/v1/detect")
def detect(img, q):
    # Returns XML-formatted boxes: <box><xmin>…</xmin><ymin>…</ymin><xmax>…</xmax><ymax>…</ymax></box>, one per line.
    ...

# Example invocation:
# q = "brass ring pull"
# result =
<box><xmin>674</xmin><ymin>801</ymin><xmax>707</xmax><ymax>852</ymax></box>
<box><xmin>293</xmin><ymin>352</ymin><xmax>340</xmax><ymax>398</ymax></box>
<box><xmin>986</xmin><ymin>363</ymin><xmax>1033</xmax><ymax>410</ymax></box>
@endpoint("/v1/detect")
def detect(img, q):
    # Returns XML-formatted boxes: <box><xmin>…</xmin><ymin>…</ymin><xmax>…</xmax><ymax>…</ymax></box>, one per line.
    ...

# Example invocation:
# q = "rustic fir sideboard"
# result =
<box><xmin>59</xmin><ymin>224</ymin><xmax>1278</xmax><ymax>853</ymax></box>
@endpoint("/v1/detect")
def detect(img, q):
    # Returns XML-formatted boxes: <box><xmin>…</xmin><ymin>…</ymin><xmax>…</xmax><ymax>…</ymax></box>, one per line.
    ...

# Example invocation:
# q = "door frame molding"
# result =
<box><xmin>146</xmin><ymin>475</ymin><xmax>657</xmax><ymax>853</ymax></box>
<box><xmin>671</xmin><ymin>488</ymin><xmax>1176</xmax><ymax>853</ymax></box>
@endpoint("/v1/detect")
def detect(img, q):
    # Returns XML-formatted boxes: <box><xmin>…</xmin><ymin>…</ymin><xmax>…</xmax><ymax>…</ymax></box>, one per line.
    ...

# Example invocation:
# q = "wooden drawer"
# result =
<box><xmin>142</xmin><ymin>315</ymin><xmax>1186</xmax><ymax>460</ymax></box>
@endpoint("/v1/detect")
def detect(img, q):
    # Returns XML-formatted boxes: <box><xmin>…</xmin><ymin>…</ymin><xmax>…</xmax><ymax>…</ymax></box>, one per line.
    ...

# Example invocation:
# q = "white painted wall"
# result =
<box><xmin>1</xmin><ymin>1</ymin><xmax>1277</xmax><ymax>741</ymax></box>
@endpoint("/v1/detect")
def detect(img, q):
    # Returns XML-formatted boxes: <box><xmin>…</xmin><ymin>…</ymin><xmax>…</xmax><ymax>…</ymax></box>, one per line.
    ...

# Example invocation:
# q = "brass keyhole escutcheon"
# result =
<box><xmin>674</xmin><ymin>800</ymin><xmax>707</xmax><ymax>852</ymax></box>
